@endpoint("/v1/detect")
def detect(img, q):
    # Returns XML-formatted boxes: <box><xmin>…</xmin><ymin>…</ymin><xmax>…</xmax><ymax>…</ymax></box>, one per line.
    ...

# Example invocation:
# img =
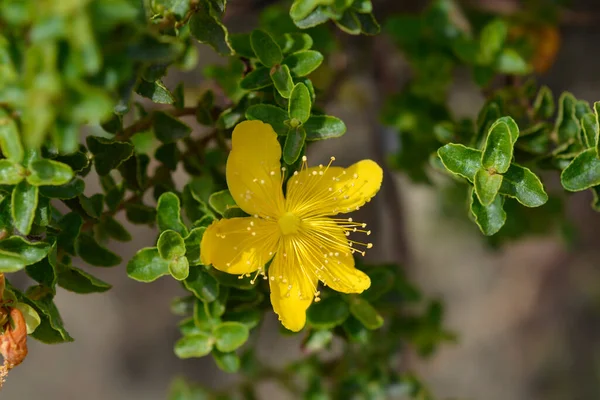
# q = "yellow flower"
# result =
<box><xmin>200</xmin><ymin>120</ymin><xmax>383</xmax><ymax>331</ymax></box>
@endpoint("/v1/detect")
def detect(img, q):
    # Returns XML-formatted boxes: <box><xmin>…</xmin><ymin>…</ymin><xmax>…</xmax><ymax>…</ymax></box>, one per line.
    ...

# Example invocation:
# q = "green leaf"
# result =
<box><xmin>304</xmin><ymin>115</ymin><xmax>346</xmax><ymax>141</ymax></box>
<box><xmin>15</xmin><ymin>302</ymin><xmax>41</xmax><ymax>334</ymax></box>
<box><xmin>282</xmin><ymin>50</ymin><xmax>324</xmax><ymax>77</ymax></box>
<box><xmin>26</xmin><ymin>258</ymin><xmax>57</xmax><ymax>288</ymax></box>
<box><xmin>125</xmin><ymin>203</ymin><xmax>157</xmax><ymax>225</ymax></box>
<box><xmin>555</xmin><ymin>92</ymin><xmax>580</xmax><ymax>143</ymax></box>
<box><xmin>437</xmin><ymin>144</ymin><xmax>482</xmax><ymax>182</ymax></box>
<box><xmin>356</xmin><ymin>12</ymin><xmax>380</xmax><ymax>35</ymax></box>
<box><xmin>561</xmin><ymin>148</ymin><xmax>600</xmax><ymax>191</ymax></box>
<box><xmin>57</xmin><ymin>212</ymin><xmax>83</xmax><ymax>255</ymax></box>
<box><xmin>213</xmin><ymin>321</ymin><xmax>249</xmax><ymax>352</ymax></box>
<box><xmin>78</xmin><ymin>193</ymin><xmax>104</xmax><ymax>219</ymax></box>
<box><xmin>290</xmin><ymin>0</ymin><xmax>324</xmax><ymax>21</ymax></box>
<box><xmin>158</xmin><ymin>230</ymin><xmax>186</xmax><ymax>261</ymax></box>
<box><xmin>127</xmin><ymin>247</ymin><xmax>170</xmax><ymax>282</ymax></box>
<box><xmin>229</xmin><ymin>33</ymin><xmax>255</xmax><ymax>58</ymax></box>
<box><xmin>222</xmin><ymin>309</ymin><xmax>261</xmax><ymax>330</ymax></box>
<box><xmin>283</xmin><ymin>127</ymin><xmax>306</xmax><ymax>165</ymax></box>
<box><xmin>580</xmin><ymin>113</ymin><xmax>597</xmax><ymax>148</ymax></box>
<box><xmin>86</xmin><ymin>136</ymin><xmax>134</xmax><ymax>176</ymax></box>
<box><xmin>184</xmin><ymin>267</ymin><xmax>219</xmax><ymax>302</ymax></box>
<box><xmin>240</xmin><ymin>67</ymin><xmax>272</xmax><ymax>91</ymax></box>
<box><xmin>20</xmin><ymin>291</ymin><xmax>73</xmax><ymax>344</ymax></box>
<box><xmin>250</xmin><ymin>29</ymin><xmax>283</xmax><ymax>68</ymax></box>
<box><xmin>153</xmin><ymin>111</ymin><xmax>192</xmax><ymax>144</ymax></box>
<box><xmin>293</xmin><ymin>7</ymin><xmax>331</xmax><ymax>29</ymax></box>
<box><xmin>76</xmin><ymin>233</ymin><xmax>122</xmax><ymax>267</ymax></box>
<box><xmin>212</xmin><ymin>350</ymin><xmax>240</xmax><ymax>373</ymax></box>
<box><xmin>136</xmin><ymin>80</ymin><xmax>174</xmax><ymax>104</ymax></box>
<box><xmin>174</xmin><ymin>333</ymin><xmax>214</xmax><ymax>359</ymax></box>
<box><xmin>189</xmin><ymin>2</ymin><xmax>233</xmax><ymax>56</ymax></box>
<box><xmin>27</xmin><ymin>160</ymin><xmax>74</xmax><ymax>186</ymax></box>
<box><xmin>57</xmin><ymin>265</ymin><xmax>112</xmax><ymax>293</ymax></box>
<box><xmin>495</xmin><ymin>48</ymin><xmax>530</xmax><ymax>74</ymax></box>
<box><xmin>0</xmin><ymin>112</ymin><xmax>24</xmax><ymax>162</ymax></box>
<box><xmin>12</xmin><ymin>180</ymin><xmax>38</xmax><ymax>235</ymax></box>
<box><xmin>157</xmin><ymin>192</ymin><xmax>188</xmax><ymax>236</ymax></box>
<box><xmin>349</xmin><ymin>297</ymin><xmax>383</xmax><ymax>330</ymax></box>
<box><xmin>360</xmin><ymin>267</ymin><xmax>395</xmax><ymax>302</ymax></box>
<box><xmin>307</xmin><ymin>296</ymin><xmax>350</xmax><ymax>329</ymax></box>
<box><xmin>0</xmin><ymin>249</ymin><xmax>25</xmax><ymax>273</ymax></box>
<box><xmin>99</xmin><ymin>216</ymin><xmax>132</xmax><ymax>242</ymax></box>
<box><xmin>184</xmin><ymin>227</ymin><xmax>205</xmax><ymax>266</ymax></box>
<box><xmin>595</xmin><ymin>102</ymin><xmax>600</xmax><ymax>154</ymax></box>
<box><xmin>474</xmin><ymin>169</ymin><xmax>502</xmax><ymax>206</ymax></box>
<box><xmin>155</xmin><ymin>143</ymin><xmax>180</xmax><ymax>171</ymax></box>
<box><xmin>336</xmin><ymin>10</ymin><xmax>361</xmax><ymax>35</ymax></box>
<box><xmin>288</xmin><ymin>83</ymin><xmax>311</xmax><ymax>124</ymax></box>
<box><xmin>194</xmin><ymin>299</ymin><xmax>219</xmax><ymax>331</ymax></box>
<box><xmin>39</xmin><ymin>178</ymin><xmax>85</xmax><ymax>199</ymax></box>
<box><xmin>206</xmin><ymin>286</ymin><xmax>228</xmax><ymax>319</ymax></box>
<box><xmin>245</xmin><ymin>104</ymin><xmax>288</xmax><ymax>136</ymax></box>
<box><xmin>469</xmin><ymin>189</ymin><xmax>506</xmax><ymax>236</ymax></box>
<box><xmin>343</xmin><ymin>315</ymin><xmax>369</xmax><ymax>343</ymax></box>
<box><xmin>54</xmin><ymin>151</ymin><xmax>90</xmax><ymax>174</ymax></box>
<box><xmin>481</xmin><ymin>117</ymin><xmax>518</xmax><ymax>174</ymax></box>
<box><xmin>304</xmin><ymin>329</ymin><xmax>333</xmax><ymax>353</ymax></box>
<box><xmin>0</xmin><ymin>160</ymin><xmax>24</xmax><ymax>185</ymax></box>
<box><xmin>271</xmin><ymin>64</ymin><xmax>294</xmax><ymax>98</ymax></box>
<box><xmin>208</xmin><ymin>190</ymin><xmax>236</xmax><ymax>215</ymax></box>
<box><xmin>500</xmin><ymin>164</ymin><xmax>548</xmax><ymax>207</ymax></box>
<box><xmin>0</xmin><ymin>236</ymin><xmax>50</xmax><ymax>266</ymax></box>
<box><xmin>169</xmin><ymin>256</ymin><xmax>190</xmax><ymax>281</ymax></box>
<box><xmin>533</xmin><ymin>86</ymin><xmax>555</xmax><ymax>120</ymax></box>
<box><xmin>479</xmin><ymin>19</ymin><xmax>507</xmax><ymax>64</ymax></box>
<box><xmin>277</xmin><ymin>32</ymin><xmax>313</xmax><ymax>54</ymax></box>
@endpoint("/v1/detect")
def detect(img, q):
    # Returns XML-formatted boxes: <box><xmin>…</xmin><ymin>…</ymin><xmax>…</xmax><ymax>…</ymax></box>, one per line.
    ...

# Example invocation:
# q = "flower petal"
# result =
<box><xmin>286</xmin><ymin>159</ymin><xmax>383</xmax><ymax>217</ymax></box>
<box><xmin>200</xmin><ymin>217</ymin><xmax>279</xmax><ymax>275</ymax></box>
<box><xmin>299</xmin><ymin>218</ymin><xmax>371</xmax><ymax>293</ymax></box>
<box><xmin>226</xmin><ymin>120</ymin><xmax>285</xmax><ymax>217</ymax></box>
<box><xmin>268</xmin><ymin>238</ymin><xmax>318</xmax><ymax>332</ymax></box>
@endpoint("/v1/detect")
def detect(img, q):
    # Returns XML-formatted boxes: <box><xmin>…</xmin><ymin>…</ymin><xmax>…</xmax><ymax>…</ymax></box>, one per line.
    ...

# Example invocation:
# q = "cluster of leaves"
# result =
<box><xmin>167</xmin><ymin>262</ymin><xmax>453</xmax><ymax>399</ymax></box>
<box><xmin>379</xmin><ymin>0</ymin><xmax>599</xmax><ymax>241</ymax></box>
<box><xmin>0</xmin><ymin>0</ymin><xmax>450</xmax><ymax>399</ymax></box>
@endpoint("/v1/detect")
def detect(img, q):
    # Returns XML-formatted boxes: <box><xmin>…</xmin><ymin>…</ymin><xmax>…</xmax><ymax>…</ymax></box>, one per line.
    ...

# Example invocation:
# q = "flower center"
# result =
<box><xmin>278</xmin><ymin>212</ymin><xmax>300</xmax><ymax>236</ymax></box>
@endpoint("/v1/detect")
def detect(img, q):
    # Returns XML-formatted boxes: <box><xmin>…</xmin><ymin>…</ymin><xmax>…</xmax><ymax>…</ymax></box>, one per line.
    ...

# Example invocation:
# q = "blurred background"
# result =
<box><xmin>5</xmin><ymin>0</ymin><xmax>600</xmax><ymax>399</ymax></box>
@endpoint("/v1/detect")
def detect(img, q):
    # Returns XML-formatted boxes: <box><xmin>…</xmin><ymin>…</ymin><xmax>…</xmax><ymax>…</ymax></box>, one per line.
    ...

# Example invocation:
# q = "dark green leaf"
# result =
<box><xmin>360</xmin><ymin>267</ymin><xmax>394</xmax><ymax>302</ymax></box>
<box><xmin>349</xmin><ymin>297</ymin><xmax>383</xmax><ymax>330</ymax></box>
<box><xmin>282</xmin><ymin>50</ymin><xmax>324</xmax><ymax>77</ymax></box>
<box><xmin>136</xmin><ymin>80</ymin><xmax>174</xmax><ymax>104</ymax></box>
<box><xmin>245</xmin><ymin>104</ymin><xmax>288</xmax><ymax>136</ymax></box>
<box><xmin>0</xmin><ymin>160</ymin><xmax>24</xmax><ymax>185</ymax></box>
<box><xmin>293</xmin><ymin>6</ymin><xmax>333</xmax><ymax>29</ymax></box>
<box><xmin>76</xmin><ymin>233</ymin><xmax>121</xmax><ymax>267</ymax></box>
<box><xmin>174</xmin><ymin>333</ymin><xmax>214</xmax><ymax>359</ymax></box>
<box><xmin>229</xmin><ymin>33</ymin><xmax>255</xmax><ymax>58</ymax></box>
<box><xmin>24</xmin><ymin>292</ymin><xmax>73</xmax><ymax>344</ymax></box>
<box><xmin>184</xmin><ymin>267</ymin><xmax>219</xmax><ymax>302</ymax></box>
<box><xmin>57</xmin><ymin>265</ymin><xmax>111</xmax><ymax>293</ymax></box>
<box><xmin>288</xmin><ymin>83</ymin><xmax>311</xmax><ymax>123</ymax></box>
<box><xmin>99</xmin><ymin>216</ymin><xmax>132</xmax><ymax>242</ymax></box>
<box><xmin>86</xmin><ymin>136</ymin><xmax>134</xmax><ymax>176</ymax></box>
<box><xmin>155</xmin><ymin>143</ymin><xmax>180</xmax><ymax>171</ymax></box>
<box><xmin>157</xmin><ymin>192</ymin><xmax>188</xmax><ymax>236</ymax></box>
<box><xmin>240</xmin><ymin>67</ymin><xmax>272</xmax><ymax>91</ymax></box>
<box><xmin>213</xmin><ymin>322</ymin><xmax>249</xmax><ymax>352</ymax></box>
<box><xmin>189</xmin><ymin>3</ymin><xmax>233</xmax><ymax>56</ymax></box>
<box><xmin>356</xmin><ymin>12</ymin><xmax>380</xmax><ymax>35</ymax></box>
<box><xmin>0</xmin><ymin>237</ymin><xmax>50</xmax><ymax>266</ymax></box>
<box><xmin>469</xmin><ymin>189</ymin><xmax>506</xmax><ymax>236</ymax></box>
<box><xmin>12</xmin><ymin>180</ymin><xmax>38</xmax><ymax>235</ymax></box>
<box><xmin>283</xmin><ymin>127</ymin><xmax>306</xmax><ymax>165</ymax></box>
<box><xmin>26</xmin><ymin>258</ymin><xmax>57</xmax><ymax>289</ymax></box>
<box><xmin>127</xmin><ymin>247</ymin><xmax>170</xmax><ymax>282</ymax></box>
<box><xmin>342</xmin><ymin>315</ymin><xmax>369</xmax><ymax>343</ymax></box>
<box><xmin>277</xmin><ymin>32</ymin><xmax>313</xmax><ymax>54</ymax></box>
<box><xmin>54</xmin><ymin>151</ymin><xmax>90</xmax><ymax>174</ymax></box>
<box><xmin>250</xmin><ymin>29</ymin><xmax>282</xmax><ymax>67</ymax></box>
<box><xmin>57</xmin><ymin>212</ymin><xmax>83</xmax><ymax>255</ymax></box>
<box><xmin>153</xmin><ymin>111</ymin><xmax>192</xmax><ymax>144</ymax></box>
<box><xmin>39</xmin><ymin>178</ymin><xmax>85</xmax><ymax>199</ymax></box>
<box><xmin>27</xmin><ymin>160</ymin><xmax>74</xmax><ymax>186</ymax></box>
<box><xmin>500</xmin><ymin>164</ymin><xmax>548</xmax><ymax>207</ymax></box>
<box><xmin>304</xmin><ymin>115</ymin><xmax>346</xmax><ymax>140</ymax></box>
<box><xmin>194</xmin><ymin>299</ymin><xmax>220</xmax><ymax>331</ymax></box>
<box><xmin>335</xmin><ymin>10</ymin><xmax>361</xmax><ymax>35</ymax></box>
<box><xmin>437</xmin><ymin>144</ymin><xmax>481</xmax><ymax>182</ymax></box>
<box><xmin>212</xmin><ymin>350</ymin><xmax>240</xmax><ymax>373</ymax></box>
<box><xmin>533</xmin><ymin>86</ymin><xmax>555</xmax><ymax>120</ymax></box>
<box><xmin>271</xmin><ymin>64</ymin><xmax>294</xmax><ymax>98</ymax></box>
<box><xmin>555</xmin><ymin>92</ymin><xmax>580</xmax><ymax>143</ymax></box>
<box><xmin>561</xmin><ymin>148</ymin><xmax>600</xmax><ymax>191</ymax></box>
<box><xmin>126</xmin><ymin>203</ymin><xmax>157</xmax><ymax>225</ymax></box>
<box><xmin>307</xmin><ymin>296</ymin><xmax>350</xmax><ymax>329</ymax></box>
